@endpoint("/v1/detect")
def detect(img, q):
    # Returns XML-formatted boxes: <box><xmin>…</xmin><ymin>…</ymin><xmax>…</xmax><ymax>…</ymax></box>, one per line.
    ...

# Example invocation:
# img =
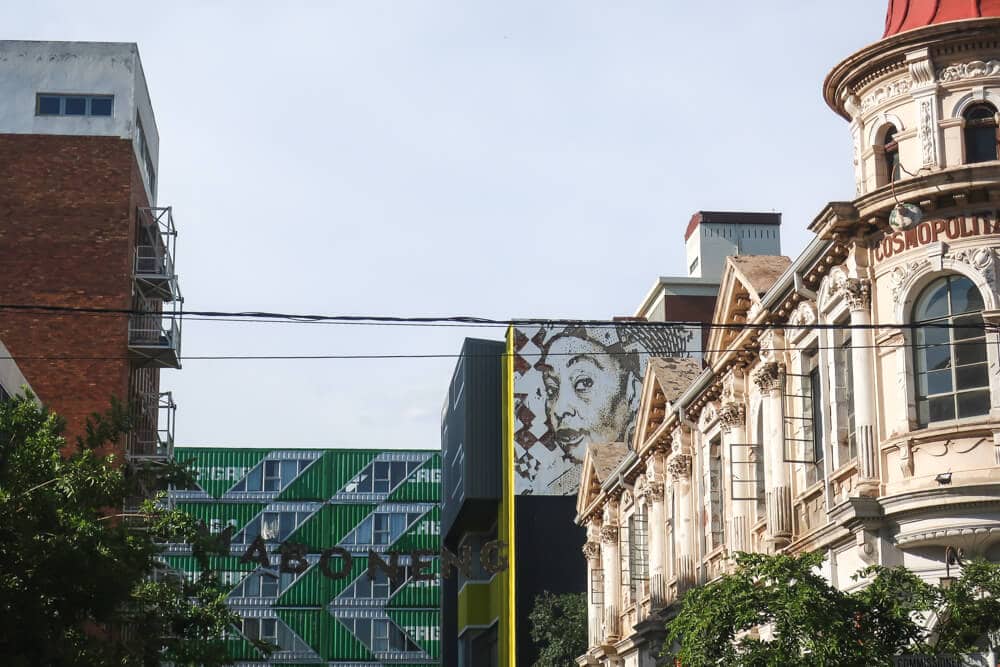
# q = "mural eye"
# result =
<box><xmin>574</xmin><ymin>377</ymin><xmax>594</xmax><ymax>393</ymax></box>
<box><xmin>544</xmin><ymin>386</ymin><xmax>557</xmax><ymax>400</ymax></box>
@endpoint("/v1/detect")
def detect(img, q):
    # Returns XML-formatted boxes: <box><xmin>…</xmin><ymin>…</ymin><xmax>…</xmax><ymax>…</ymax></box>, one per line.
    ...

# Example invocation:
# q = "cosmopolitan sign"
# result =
<box><xmin>195</xmin><ymin>524</ymin><xmax>507</xmax><ymax>584</ymax></box>
<box><xmin>875</xmin><ymin>214</ymin><xmax>1000</xmax><ymax>262</ymax></box>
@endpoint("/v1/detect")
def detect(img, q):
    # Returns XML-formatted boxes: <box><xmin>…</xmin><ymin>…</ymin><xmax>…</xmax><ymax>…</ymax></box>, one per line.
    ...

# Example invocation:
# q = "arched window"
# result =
<box><xmin>883</xmin><ymin>126</ymin><xmax>901</xmax><ymax>183</ymax></box>
<box><xmin>913</xmin><ymin>275</ymin><xmax>989</xmax><ymax>426</ymax></box>
<box><xmin>963</xmin><ymin>103</ymin><xmax>999</xmax><ymax>163</ymax></box>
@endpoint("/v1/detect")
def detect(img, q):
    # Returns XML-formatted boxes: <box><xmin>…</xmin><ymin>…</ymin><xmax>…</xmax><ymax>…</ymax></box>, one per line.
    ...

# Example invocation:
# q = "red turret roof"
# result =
<box><xmin>884</xmin><ymin>0</ymin><xmax>1000</xmax><ymax>37</ymax></box>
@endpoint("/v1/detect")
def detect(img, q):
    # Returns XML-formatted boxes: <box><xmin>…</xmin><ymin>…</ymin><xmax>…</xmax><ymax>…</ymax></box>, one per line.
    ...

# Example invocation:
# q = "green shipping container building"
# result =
<box><xmin>166</xmin><ymin>447</ymin><xmax>442</xmax><ymax>666</ymax></box>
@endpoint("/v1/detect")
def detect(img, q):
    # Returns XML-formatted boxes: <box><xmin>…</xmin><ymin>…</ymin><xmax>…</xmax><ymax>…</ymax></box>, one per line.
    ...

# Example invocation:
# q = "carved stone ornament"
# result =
<box><xmin>698</xmin><ymin>402</ymin><xmax>719</xmax><ymax>431</ymax></box>
<box><xmin>860</xmin><ymin>77</ymin><xmax>912</xmax><ymax>113</ymax></box>
<box><xmin>843</xmin><ymin>278</ymin><xmax>872</xmax><ymax>312</ymax></box>
<box><xmin>820</xmin><ymin>265</ymin><xmax>850</xmax><ymax>311</ymax></box>
<box><xmin>582</xmin><ymin>541</ymin><xmax>601</xmax><ymax>560</ymax></box>
<box><xmin>621</xmin><ymin>488</ymin><xmax>633</xmax><ymax>508</ymax></box>
<box><xmin>667</xmin><ymin>453</ymin><xmax>692</xmax><ymax>481</ymax></box>
<box><xmin>600</xmin><ymin>525</ymin><xmax>619</xmax><ymax>544</ymax></box>
<box><xmin>890</xmin><ymin>260</ymin><xmax>931</xmax><ymax>305</ymax></box>
<box><xmin>948</xmin><ymin>247</ymin><xmax>997</xmax><ymax>293</ymax></box>
<box><xmin>751</xmin><ymin>362</ymin><xmax>783</xmax><ymax>394</ymax></box>
<box><xmin>919</xmin><ymin>98</ymin><xmax>936</xmax><ymax>166</ymax></box>
<box><xmin>648</xmin><ymin>481</ymin><xmax>665</xmax><ymax>502</ymax></box>
<box><xmin>938</xmin><ymin>59</ymin><xmax>1000</xmax><ymax>82</ymax></box>
<box><xmin>719</xmin><ymin>402</ymin><xmax>747</xmax><ymax>434</ymax></box>
<box><xmin>788</xmin><ymin>301</ymin><xmax>817</xmax><ymax>328</ymax></box>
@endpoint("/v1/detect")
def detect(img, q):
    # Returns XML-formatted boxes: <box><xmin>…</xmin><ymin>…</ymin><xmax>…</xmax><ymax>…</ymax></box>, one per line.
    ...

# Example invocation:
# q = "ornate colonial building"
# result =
<box><xmin>576</xmin><ymin>2</ymin><xmax>1000</xmax><ymax>664</ymax></box>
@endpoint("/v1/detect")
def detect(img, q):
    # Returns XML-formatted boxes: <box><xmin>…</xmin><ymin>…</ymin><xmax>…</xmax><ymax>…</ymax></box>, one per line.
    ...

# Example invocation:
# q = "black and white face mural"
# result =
<box><xmin>512</xmin><ymin>323</ymin><xmax>697</xmax><ymax>495</ymax></box>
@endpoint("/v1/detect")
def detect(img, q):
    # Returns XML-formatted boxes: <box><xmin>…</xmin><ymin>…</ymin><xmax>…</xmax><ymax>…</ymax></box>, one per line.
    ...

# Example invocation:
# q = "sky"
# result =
<box><xmin>4</xmin><ymin>1</ymin><xmax>887</xmax><ymax>449</ymax></box>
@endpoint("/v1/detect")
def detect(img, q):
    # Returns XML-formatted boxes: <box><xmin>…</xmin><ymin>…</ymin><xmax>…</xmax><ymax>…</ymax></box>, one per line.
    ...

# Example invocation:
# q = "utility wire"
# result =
<box><xmin>0</xmin><ymin>303</ymin><xmax>996</xmax><ymax>332</ymax></box>
<box><xmin>0</xmin><ymin>338</ymin><xmax>988</xmax><ymax>362</ymax></box>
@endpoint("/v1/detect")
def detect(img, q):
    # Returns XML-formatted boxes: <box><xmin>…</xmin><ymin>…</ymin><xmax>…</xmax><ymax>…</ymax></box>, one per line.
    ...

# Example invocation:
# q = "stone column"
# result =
<box><xmin>719</xmin><ymin>401</ymin><xmax>749</xmax><ymax>553</ymax></box>
<box><xmin>753</xmin><ymin>361</ymin><xmax>792</xmax><ymax>549</ymax></box>
<box><xmin>645</xmin><ymin>470</ymin><xmax>666</xmax><ymax>606</ymax></box>
<box><xmin>599</xmin><ymin>501</ymin><xmax>621</xmax><ymax>641</ymax></box>
<box><xmin>668</xmin><ymin>443</ymin><xmax>694</xmax><ymax>589</ymax></box>
<box><xmin>582</xmin><ymin>528</ymin><xmax>602</xmax><ymax>647</ymax></box>
<box><xmin>845</xmin><ymin>278</ymin><xmax>879</xmax><ymax>496</ymax></box>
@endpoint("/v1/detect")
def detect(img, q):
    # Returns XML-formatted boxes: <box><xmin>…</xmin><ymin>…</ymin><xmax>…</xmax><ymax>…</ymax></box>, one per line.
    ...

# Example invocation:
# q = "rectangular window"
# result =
<box><xmin>708</xmin><ymin>438</ymin><xmax>724</xmax><ymax>549</ymax></box>
<box><xmin>373</xmin><ymin>514</ymin><xmax>391</xmax><ymax>545</ymax></box>
<box><xmin>809</xmin><ymin>365</ymin><xmax>825</xmax><ymax>465</ymax></box>
<box><xmin>260</xmin><ymin>618</ymin><xmax>278</xmax><ymax>645</ymax></box>
<box><xmin>136</xmin><ymin>114</ymin><xmax>157</xmax><ymax>198</ymax></box>
<box><xmin>263</xmin><ymin>460</ymin><xmax>281</xmax><ymax>492</ymax></box>
<box><xmin>259</xmin><ymin>573</ymin><xmax>279</xmax><ymax>597</ymax></box>
<box><xmin>629</xmin><ymin>511</ymin><xmax>649</xmax><ymax>587</ymax></box>
<box><xmin>373</xmin><ymin>619</ymin><xmax>390</xmax><ymax>652</ymax></box>
<box><xmin>36</xmin><ymin>93</ymin><xmax>114</xmax><ymax>117</ymax></box>
<box><xmin>591</xmin><ymin>567</ymin><xmax>604</xmax><ymax>606</ymax></box>
<box><xmin>373</xmin><ymin>461</ymin><xmax>392</xmax><ymax>493</ymax></box>
<box><xmin>838</xmin><ymin>335</ymin><xmax>857</xmax><ymax>460</ymax></box>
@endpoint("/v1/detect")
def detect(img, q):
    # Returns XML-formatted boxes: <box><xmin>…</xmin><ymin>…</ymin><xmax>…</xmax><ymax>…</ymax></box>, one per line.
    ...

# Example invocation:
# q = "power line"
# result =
<box><xmin>0</xmin><ymin>302</ymin><xmax>996</xmax><ymax>332</ymax></box>
<box><xmin>0</xmin><ymin>338</ymin><xmax>988</xmax><ymax>362</ymax></box>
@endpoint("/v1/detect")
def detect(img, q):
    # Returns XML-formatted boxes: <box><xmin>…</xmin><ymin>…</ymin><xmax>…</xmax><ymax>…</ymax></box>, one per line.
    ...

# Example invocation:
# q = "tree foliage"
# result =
<box><xmin>663</xmin><ymin>551</ymin><xmax>1000</xmax><ymax>667</ymax></box>
<box><xmin>0</xmin><ymin>393</ymin><xmax>240</xmax><ymax>666</ymax></box>
<box><xmin>529</xmin><ymin>590</ymin><xmax>588</xmax><ymax>667</ymax></box>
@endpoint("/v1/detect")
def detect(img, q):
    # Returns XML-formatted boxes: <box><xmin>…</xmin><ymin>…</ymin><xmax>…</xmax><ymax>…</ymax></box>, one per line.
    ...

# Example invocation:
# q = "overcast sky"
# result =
<box><xmin>5</xmin><ymin>1</ymin><xmax>886</xmax><ymax>449</ymax></box>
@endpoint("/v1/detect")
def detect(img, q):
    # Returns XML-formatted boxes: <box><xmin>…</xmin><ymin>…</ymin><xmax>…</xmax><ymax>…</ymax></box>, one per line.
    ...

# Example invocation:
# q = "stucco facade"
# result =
<box><xmin>576</xmin><ymin>5</ymin><xmax>1000</xmax><ymax>666</ymax></box>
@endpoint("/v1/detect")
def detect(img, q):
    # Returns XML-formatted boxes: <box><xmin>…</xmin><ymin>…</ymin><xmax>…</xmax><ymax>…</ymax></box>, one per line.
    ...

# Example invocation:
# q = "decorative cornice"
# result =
<box><xmin>719</xmin><ymin>402</ymin><xmax>747</xmax><ymax>434</ymax></box>
<box><xmin>860</xmin><ymin>76</ymin><xmax>912</xmax><ymax>113</ymax></box>
<box><xmin>938</xmin><ymin>59</ymin><xmax>1000</xmax><ymax>82</ymax></box>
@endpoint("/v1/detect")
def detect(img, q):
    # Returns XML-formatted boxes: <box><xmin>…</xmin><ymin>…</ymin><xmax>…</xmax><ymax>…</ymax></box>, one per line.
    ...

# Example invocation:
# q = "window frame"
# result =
<box><xmin>963</xmin><ymin>102</ymin><xmax>999</xmax><ymax>164</ymax></box>
<box><xmin>35</xmin><ymin>93</ymin><xmax>114</xmax><ymax>117</ymax></box>
<box><xmin>911</xmin><ymin>275</ymin><xmax>991</xmax><ymax>426</ymax></box>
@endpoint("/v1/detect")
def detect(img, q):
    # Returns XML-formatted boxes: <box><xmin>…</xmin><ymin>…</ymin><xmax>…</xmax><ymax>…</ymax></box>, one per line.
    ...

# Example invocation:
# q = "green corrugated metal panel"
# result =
<box><xmin>277</xmin><ymin>450</ymin><xmax>379</xmax><ymax>501</ymax></box>
<box><xmin>176</xmin><ymin>447</ymin><xmax>271</xmax><ymax>498</ymax></box>
<box><xmin>286</xmin><ymin>503</ymin><xmax>375</xmax><ymax>550</ymax></box>
<box><xmin>226</xmin><ymin>632</ymin><xmax>266</xmax><ymax>660</ymax></box>
<box><xmin>387</xmin><ymin>609</ymin><xmax>441</xmax><ymax>658</ymax></box>
<box><xmin>387</xmin><ymin>453</ymin><xmax>441</xmax><ymax>503</ymax></box>
<box><xmin>175</xmin><ymin>501</ymin><xmax>266</xmax><ymax>535</ymax></box>
<box><xmin>392</xmin><ymin>506</ymin><xmax>441</xmax><ymax>552</ymax></box>
<box><xmin>162</xmin><ymin>554</ymin><xmax>256</xmax><ymax>575</ymax></box>
<box><xmin>276</xmin><ymin>555</ymin><xmax>368</xmax><ymax>606</ymax></box>
<box><xmin>388</xmin><ymin>558</ymin><xmax>440</xmax><ymax>609</ymax></box>
<box><xmin>276</xmin><ymin>609</ymin><xmax>372</xmax><ymax>661</ymax></box>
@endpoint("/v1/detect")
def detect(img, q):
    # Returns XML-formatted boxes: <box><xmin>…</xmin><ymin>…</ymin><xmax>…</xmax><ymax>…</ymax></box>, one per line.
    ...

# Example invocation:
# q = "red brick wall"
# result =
<box><xmin>0</xmin><ymin>134</ymin><xmax>151</xmax><ymax>445</ymax></box>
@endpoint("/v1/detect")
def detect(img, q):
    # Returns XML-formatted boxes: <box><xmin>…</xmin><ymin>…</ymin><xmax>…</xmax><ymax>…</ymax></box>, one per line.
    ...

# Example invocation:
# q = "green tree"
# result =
<box><xmin>663</xmin><ymin>551</ymin><xmax>1000</xmax><ymax>667</ymax></box>
<box><xmin>0</xmin><ymin>392</ymin><xmax>241</xmax><ymax>666</ymax></box>
<box><xmin>529</xmin><ymin>591</ymin><xmax>588</xmax><ymax>667</ymax></box>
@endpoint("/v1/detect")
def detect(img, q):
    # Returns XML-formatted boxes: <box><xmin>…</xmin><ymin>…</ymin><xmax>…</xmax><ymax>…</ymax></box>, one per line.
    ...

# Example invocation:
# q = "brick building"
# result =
<box><xmin>0</xmin><ymin>40</ymin><xmax>179</xmax><ymax>463</ymax></box>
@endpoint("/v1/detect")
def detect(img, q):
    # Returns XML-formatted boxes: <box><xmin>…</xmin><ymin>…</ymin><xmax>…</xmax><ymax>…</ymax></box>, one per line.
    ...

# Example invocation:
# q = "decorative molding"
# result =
<box><xmin>788</xmin><ymin>301</ymin><xmax>817</xmax><ymax>327</ymax></box>
<box><xmin>698</xmin><ymin>402</ymin><xmax>719</xmax><ymax>431</ymax></box>
<box><xmin>751</xmin><ymin>362</ymin><xmax>783</xmax><ymax>394</ymax></box>
<box><xmin>820</xmin><ymin>265</ymin><xmax>850</xmax><ymax>311</ymax></box>
<box><xmin>889</xmin><ymin>260</ymin><xmax>931</xmax><ymax>305</ymax></box>
<box><xmin>907</xmin><ymin>49</ymin><xmax>936</xmax><ymax>88</ymax></box>
<box><xmin>719</xmin><ymin>402</ymin><xmax>746</xmax><ymax>434</ymax></box>
<box><xmin>948</xmin><ymin>247</ymin><xmax>997</xmax><ymax>293</ymax></box>
<box><xmin>938</xmin><ymin>59</ymin><xmax>1000</xmax><ymax>83</ymax></box>
<box><xmin>648</xmin><ymin>481</ymin><xmax>665</xmax><ymax>502</ymax></box>
<box><xmin>667</xmin><ymin>453</ymin><xmax>692</xmax><ymax>482</ymax></box>
<box><xmin>582</xmin><ymin>541</ymin><xmax>601</xmax><ymax>560</ymax></box>
<box><xmin>722</xmin><ymin>368</ymin><xmax>746</xmax><ymax>403</ymax></box>
<box><xmin>919</xmin><ymin>98</ymin><xmax>936</xmax><ymax>166</ymax></box>
<box><xmin>600</xmin><ymin>524</ymin><xmax>619</xmax><ymax>544</ymax></box>
<box><xmin>861</xmin><ymin>77</ymin><xmax>912</xmax><ymax>113</ymax></box>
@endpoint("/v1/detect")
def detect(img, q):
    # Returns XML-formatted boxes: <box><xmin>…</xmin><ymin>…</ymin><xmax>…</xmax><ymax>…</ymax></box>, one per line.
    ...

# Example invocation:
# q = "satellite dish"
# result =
<box><xmin>889</xmin><ymin>203</ymin><xmax>922</xmax><ymax>232</ymax></box>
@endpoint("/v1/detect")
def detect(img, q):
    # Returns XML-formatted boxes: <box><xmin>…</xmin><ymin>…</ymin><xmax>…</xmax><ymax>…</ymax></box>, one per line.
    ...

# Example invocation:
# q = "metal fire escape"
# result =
<box><xmin>128</xmin><ymin>207</ymin><xmax>182</xmax><ymax>369</ymax></box>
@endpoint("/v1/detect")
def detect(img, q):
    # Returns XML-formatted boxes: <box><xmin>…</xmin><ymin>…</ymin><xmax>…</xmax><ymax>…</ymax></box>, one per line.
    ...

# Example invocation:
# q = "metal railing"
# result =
<box><xmin>125</xmin><ymin>391</ymin><xmax>176</xmax><ymax>461</ymax></box>
<box><xmin>134</xmin><ymin>207</ymin><xmax>180</xmax><ymax>302</ymax></box>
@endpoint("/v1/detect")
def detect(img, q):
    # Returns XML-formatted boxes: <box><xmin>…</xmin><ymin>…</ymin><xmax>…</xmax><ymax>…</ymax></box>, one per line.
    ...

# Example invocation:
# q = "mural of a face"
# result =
<box><xmin>538</xmin><ymin>334</ymin><xmax>635</xmax><ymax>461</ymax></box>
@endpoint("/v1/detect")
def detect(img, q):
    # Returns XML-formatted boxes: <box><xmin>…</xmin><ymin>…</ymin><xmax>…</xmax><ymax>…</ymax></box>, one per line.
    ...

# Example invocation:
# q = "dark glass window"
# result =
<box><xmin>89</xmin><ymin>96</ymin><xmax>113</xmax><ymax>116</ymax></box>
<box><xmin>64</xmin><ymin>96</ymin><xmax>87</xmax><ymax>115</ymax></box>
<box><xmin>964</xmin><ymin>103</ymin><xmax>999</xmax><ymax>163</ymax></box>
<box><xmin>809</xmin><ymin>366</ymin><xmax>824</xmax><ymax>464</ymax></box>
<box><xmin>836</xmin><ymin>332</ymin><xmax>857</xmax><ymax>460</ymax></box>
<box><xmin>37</xmin><ymin>95</ymin><xmax>61</xmax><ymax>115</ymax></box>
<box><xmin>884</xmin><ymin>127</ymin><xmax>901</xmax><ymax>183</ymax></box>
<box><xmin>913</xmin><ymin>275</ymin><xmax>990</xmax><ymax>425</ymax></box>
